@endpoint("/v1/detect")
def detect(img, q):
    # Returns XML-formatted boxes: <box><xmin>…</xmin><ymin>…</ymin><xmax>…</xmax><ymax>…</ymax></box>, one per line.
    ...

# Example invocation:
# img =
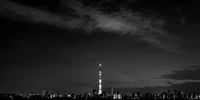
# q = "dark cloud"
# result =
<box><xmin>103</xmin><ymin>80</ymin><xmax>125</xmax><ymax>88</ymax></box>
<box><xmin>162</xmin><ymin>66</ymin><xmax>200</xmax><ymax>80</ymax></box>
<box><xmin>169</xmin><ymin>82</ymin><xmax>200</xmax><ymax>94</ymax></box>
<box><xmin>69</xmin><ymin>82</ymin><xmax>96</xmax><ymax>89</ymax></box>
<box><xmin>0</xmin><ymin>0</ymin><xmax>180</xmax><ymax>51</ymax></box>
<box><xmin>115</xmin><ymin>82</ymin><xmax>200</xmax><ymax>94</ymax></box>
<box><xmin>121</xmin><ymin>71</ymin><xmax>138</xmax><ymax>76</ymax></box>
<box><xmin>68</xmin><ymin>80</ymin><xmax>125</xmax><ymax>91</ymax></box>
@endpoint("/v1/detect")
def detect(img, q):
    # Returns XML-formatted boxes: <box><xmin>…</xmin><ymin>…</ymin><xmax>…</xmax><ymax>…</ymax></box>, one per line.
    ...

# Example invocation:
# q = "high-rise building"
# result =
<box><xmin>109</xmin><ymin>87</ymin><xmax>114</xmax><ymax>96</ymax></box>
<box><xmin>98</xmin><ymin>63</ymin><xmax>102</xmax><ymax>95</ymax></box>
<box><xmin>92</xmin><ymin>89</ymin><xmax>97</xmax><ymax>95</ymax></box>
<box><xmin>42</xmin><ymin>90</ymin><xmax>50</xmax><ymax>98</ymax></box>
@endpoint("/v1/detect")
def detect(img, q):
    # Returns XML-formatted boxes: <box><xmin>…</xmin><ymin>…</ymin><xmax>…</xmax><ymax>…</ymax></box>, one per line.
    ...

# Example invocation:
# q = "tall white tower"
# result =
<box><xmin>98</xmin><ymin>63</ymin><xmax>102</xmax><ymax>95</ymax></box>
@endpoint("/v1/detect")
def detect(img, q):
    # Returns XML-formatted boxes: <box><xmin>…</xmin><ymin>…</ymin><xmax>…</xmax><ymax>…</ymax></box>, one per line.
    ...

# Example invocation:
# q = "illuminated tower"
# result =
<box><xmin>98</xmin><ymin>63</ymin><xmax>102</xmax><ymax>95</ymax></box>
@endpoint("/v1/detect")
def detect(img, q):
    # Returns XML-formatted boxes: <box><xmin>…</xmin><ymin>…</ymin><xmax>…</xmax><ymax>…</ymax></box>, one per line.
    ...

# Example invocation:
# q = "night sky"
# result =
<box><xmin>1</xmin><ymin>0</ymin><xmax>200</xmax><ymax>94</ymax></box>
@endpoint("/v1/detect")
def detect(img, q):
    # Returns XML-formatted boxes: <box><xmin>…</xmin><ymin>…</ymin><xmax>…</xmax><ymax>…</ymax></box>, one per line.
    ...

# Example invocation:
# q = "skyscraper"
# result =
<box><xmin>109</xmin><ymin>87</ymin><xmax>114</xmax><ymax>96</ymax></box>
<box><xmin>98</xmin><ymin>63</ymin><xmax>102</xmax><ymax>95</ymax></box>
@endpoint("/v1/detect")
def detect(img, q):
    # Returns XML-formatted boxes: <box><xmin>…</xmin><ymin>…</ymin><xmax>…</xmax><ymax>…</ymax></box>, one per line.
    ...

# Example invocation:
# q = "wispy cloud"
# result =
<box><xmin>162</xmin><ymin>66</ymin><xmax>200</xmax><ymax>81</ymax></box>
<box><xmin>0</xmin><ymin>0</ymin><xmax>181</xmax><ymax>51</ymax></box>
<box><xmin>115</xmin><ymin>82</ymin><xmax>200</xmax><ymax>94</ymax></box>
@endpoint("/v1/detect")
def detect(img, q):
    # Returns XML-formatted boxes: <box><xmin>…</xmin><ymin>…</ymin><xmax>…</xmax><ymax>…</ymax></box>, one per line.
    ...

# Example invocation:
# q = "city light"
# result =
<box><xmin>1</xmin><ymin>64</ymin><xmax>200</xmax><ymax>99</ymax></box>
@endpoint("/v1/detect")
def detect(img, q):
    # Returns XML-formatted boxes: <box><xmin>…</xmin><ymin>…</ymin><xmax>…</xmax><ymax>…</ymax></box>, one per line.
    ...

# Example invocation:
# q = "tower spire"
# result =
<box><xmin>98</xmin><ymin>63</ymin><xmax>102</xmax><ymax>95</ymax></box>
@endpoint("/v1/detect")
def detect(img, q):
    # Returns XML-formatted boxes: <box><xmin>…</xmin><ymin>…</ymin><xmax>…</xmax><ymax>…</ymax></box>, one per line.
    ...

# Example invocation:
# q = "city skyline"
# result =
<box><xmin>1</xmin><ymin>0</ymin><xmax>200</xmax><ymax>94</ymax></box>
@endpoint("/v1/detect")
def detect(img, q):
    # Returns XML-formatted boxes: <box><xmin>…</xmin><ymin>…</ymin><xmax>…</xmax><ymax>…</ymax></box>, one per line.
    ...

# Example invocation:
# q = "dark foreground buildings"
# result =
<box><xmin>1</xmin><ymin>89</ymin><xmax>200</xmax><ymax>99</ymax></box>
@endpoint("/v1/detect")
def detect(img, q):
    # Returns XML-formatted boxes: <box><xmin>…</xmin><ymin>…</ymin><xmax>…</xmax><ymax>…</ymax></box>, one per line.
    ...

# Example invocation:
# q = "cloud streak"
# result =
<box><xmin>162</xmin><ymin>66</ymin><xmax>200</xmax><ymax>81</ymax></box>
<box><xmin>115</xmin><ymin>82</ymin><xmax>200</xmax><ymax>94</ymax></box>
<box><xmin>0</xmin><ymin>0</ymin><xmax>180</xmax><ymax>51</ymax></box>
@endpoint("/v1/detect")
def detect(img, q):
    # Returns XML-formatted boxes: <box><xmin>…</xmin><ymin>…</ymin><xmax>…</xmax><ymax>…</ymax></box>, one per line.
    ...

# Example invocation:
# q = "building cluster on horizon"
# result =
<box><xmin>1</xmin><ymin>64</ymin><xmax>200</xmax><ymax>99</ymax></box>
<box><xmin>1</xmin><ymin>89</ymin><xmax>200</xmax><ymax>99</ymax></box>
